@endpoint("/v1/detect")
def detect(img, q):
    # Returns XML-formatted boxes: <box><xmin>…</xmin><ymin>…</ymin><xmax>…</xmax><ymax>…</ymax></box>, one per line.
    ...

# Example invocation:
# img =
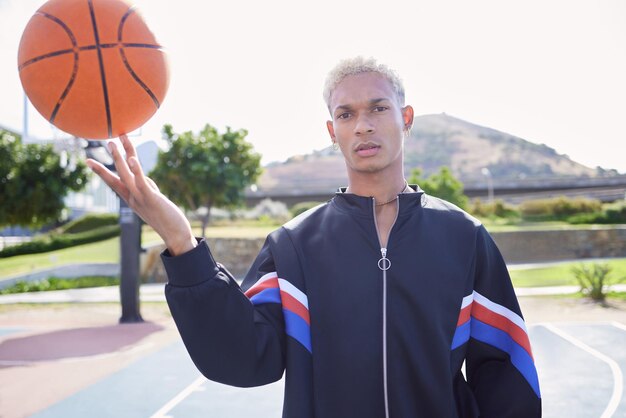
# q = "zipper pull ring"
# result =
<box><xmin>378</xmin><ymin>247</ymin><xmax>391</xmax><ymax>271</ymax></box>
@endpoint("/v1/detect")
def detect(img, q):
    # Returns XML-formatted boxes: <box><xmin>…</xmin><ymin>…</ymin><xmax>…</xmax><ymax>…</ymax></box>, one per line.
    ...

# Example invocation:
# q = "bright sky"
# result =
<box><xmin>1</xmin><ymin>0</ymin><xmax>625</xmax><ymax>173</ymax></box>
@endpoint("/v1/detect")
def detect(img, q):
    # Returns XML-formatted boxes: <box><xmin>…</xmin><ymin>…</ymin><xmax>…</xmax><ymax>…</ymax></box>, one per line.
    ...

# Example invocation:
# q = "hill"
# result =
<box><xmin>256</xmin><ymin>114</ymin><xmax>607</xmax><ymax>193</ymax></box>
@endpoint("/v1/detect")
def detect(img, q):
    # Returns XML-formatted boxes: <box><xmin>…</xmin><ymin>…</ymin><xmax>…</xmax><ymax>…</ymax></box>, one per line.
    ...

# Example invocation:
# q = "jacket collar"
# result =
<box><xmin>332</xmin><ymin>185</ymin><xmax>424</xmax><ymax>218</ymax></box>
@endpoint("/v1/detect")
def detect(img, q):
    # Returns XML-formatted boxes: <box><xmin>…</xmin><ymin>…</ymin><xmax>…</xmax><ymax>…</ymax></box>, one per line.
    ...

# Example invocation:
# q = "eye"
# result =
<box><xmin>336</xmin><ymin>112</ymin><xmax>351</xmax><ymax>120</ymax></box>
<box><xmin>373</xmin><ymin>106</ymin><xmax>388</xmax><ymax>112</ymax></box>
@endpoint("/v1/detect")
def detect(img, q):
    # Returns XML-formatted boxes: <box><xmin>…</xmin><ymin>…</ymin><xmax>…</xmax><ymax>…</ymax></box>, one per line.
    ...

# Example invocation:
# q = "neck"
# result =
<box><xmin>345</xmin><ymin>172</ymin><xmax>408</xmax><ymax>204</ymax></box>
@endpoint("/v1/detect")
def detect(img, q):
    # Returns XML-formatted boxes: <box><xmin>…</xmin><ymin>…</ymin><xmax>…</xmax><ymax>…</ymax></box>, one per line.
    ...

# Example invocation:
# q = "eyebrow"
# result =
<box><xmin>333</xmin><ymin>98</ymin><xmax>390</xmax><ymax>113</ymax></box>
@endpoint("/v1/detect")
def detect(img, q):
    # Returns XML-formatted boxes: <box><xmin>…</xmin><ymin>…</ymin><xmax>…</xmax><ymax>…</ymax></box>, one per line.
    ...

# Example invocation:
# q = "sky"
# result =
<box><xmin>1</xmin><ymin>0</ymin><xmax>625</xmax><ymax>173</ymax></box>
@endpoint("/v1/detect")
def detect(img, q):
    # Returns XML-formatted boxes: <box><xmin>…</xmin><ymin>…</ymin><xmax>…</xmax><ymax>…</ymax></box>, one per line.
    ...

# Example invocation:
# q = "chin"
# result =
<box><xmin>346</xmin><ymin>160</ymin><xmax>388</xmax><ymax>175</ymax></box>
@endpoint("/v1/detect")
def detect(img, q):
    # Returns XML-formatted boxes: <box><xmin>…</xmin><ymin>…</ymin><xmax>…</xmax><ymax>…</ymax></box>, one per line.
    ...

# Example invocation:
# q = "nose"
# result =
<box><xmin>354</xmin><ymin>114</ymin><xmax>375</xmax><ymax>135</ymax></box>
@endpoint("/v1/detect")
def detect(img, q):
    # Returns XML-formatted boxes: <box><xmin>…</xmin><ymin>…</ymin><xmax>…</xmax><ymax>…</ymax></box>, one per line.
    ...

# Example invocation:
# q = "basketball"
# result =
<box><xmin>17</xmin><ymin>0</ymin><xmax>169</xmax><ymax>140</ymax></box>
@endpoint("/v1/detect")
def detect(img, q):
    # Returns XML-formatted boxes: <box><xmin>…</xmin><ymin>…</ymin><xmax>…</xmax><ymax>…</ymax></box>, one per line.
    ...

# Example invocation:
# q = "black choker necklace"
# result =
<box><xmin>375</xmin><ymin>181</ymin><xmax>409</xmax><ymax>206</ymax></box>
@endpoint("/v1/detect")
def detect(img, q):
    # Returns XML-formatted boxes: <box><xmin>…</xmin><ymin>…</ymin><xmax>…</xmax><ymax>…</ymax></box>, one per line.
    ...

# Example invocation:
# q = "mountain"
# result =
<box><xmin>256</xmin><ymin>114</ymin><xmax>607</xmax><ymax>193</ymax></box>
<box><xmin>404</xmin><ymin>114</ymin><xmax>598</xmax><ymax>181</ymax></box>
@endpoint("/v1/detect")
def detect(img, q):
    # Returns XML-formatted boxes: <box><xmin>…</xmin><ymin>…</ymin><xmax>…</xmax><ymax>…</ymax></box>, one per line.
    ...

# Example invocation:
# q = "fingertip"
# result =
<box><xmin>85</xmin><ymin>158</ymin><xmax>97</xmax><ymax>169</ymax></box>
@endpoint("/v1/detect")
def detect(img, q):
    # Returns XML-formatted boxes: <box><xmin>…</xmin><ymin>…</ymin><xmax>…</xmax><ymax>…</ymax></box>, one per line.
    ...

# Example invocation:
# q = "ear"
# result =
<box><xmin>326</xmin><ymin>120</ymin><xmax>336</xmax><ymax>142</ymax></box>
<box><xmin>402</xmin><ymin>105</ymin><xmax>414</xmax><ymax>131</ymax></box>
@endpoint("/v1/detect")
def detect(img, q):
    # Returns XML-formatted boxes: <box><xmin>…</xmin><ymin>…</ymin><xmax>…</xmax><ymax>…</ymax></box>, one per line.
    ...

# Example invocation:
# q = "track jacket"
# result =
<box><xmin>163</xmin><ymin>188</ymin><xmax>542</xmax><ymax>417</ymax></box>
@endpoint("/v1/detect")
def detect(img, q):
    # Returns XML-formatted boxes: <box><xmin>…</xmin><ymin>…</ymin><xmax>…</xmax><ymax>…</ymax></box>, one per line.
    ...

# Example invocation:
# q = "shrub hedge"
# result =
<box><xmin>0</xmin><ymin>224</ymin><xmax>120</xmax><ymax>258</ymax></box>
<box><xmin>59</xmin><ymin>213</ymin><xmax>119</xmax><ymax>234</ymax></box>
<box><xmin>0</xmin><ymin>276</ymin><xmax>120</xmax><ymax>294</ymax></box>
<box><xmin>519</xmin><ymin>196</ymin><xmax>602</xmax><ymax>220</ymax></box>
<box><xmin>470</xmin><ymin>199</ymin><xmax>520</xmax><ymax>219</ymax></box>
<box><xmin>567</xmin><ymin>201</ymin><xmax>626</xmax><ymax>224</ymax></box>
<box><xmin>290</xmin><ymin>201</ymin><xmax>324</xmax><ymax>218</ymax></box>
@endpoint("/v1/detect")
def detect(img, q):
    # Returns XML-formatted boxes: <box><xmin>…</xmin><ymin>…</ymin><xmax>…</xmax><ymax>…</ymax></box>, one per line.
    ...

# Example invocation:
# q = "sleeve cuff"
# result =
<box><xmin>161</xmin><ymin>238</ymin><xmax>222</xmax><ymax>287</ymax></box>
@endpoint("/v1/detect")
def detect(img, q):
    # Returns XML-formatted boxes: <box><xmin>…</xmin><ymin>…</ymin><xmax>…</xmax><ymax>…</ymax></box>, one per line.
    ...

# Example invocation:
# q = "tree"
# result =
<box><xmin>0</xmin><ymin>131</ymin><xmax>19</xmax><ymax>228</ymax></box>
<box><xmin>150</xmin><ymin>124</ymin><xmax>263</xmax><ymax>237</ymax></box>
<box><xmin>409</xmin><ymin>166</ymin><xmax>468</xmax><ymax>209</ymax></box>
<box><xmin>0</xmin><ymin>129</ymin><xmax>89</xmax><ymax>229</ymax></box>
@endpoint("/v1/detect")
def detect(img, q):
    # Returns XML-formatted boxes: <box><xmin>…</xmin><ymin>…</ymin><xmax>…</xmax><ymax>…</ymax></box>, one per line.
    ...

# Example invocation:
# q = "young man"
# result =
<box><xmin>87</xmin><ymin>57</ymin><xmax>541</xmax><ymax>417</ymax></box>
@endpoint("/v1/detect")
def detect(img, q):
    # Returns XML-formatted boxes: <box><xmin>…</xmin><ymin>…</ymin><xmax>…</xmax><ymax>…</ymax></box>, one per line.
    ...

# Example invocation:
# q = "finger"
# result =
<box><xmin>108</xmin><ymin>141</ymin><xmax>138</xmax><ymax>195</ymax></box>
<box><xmin>86</xmin><ymin>158</ymin><xmax>130</xmax><ymax>201</ymax></box>
<box><xmin>146</xmin><ymin>177</ymin><xmax>160</xmax><ymax>192</ymax></box>
<box><xmin>128</xmin><ymin>156</ymin><xmax>151</xmax><ymax>192</ymax></box>
<box><xmin>120</xmin><ymin>134</ymin><xmax>137</xmax><ymax>160</ymax></box>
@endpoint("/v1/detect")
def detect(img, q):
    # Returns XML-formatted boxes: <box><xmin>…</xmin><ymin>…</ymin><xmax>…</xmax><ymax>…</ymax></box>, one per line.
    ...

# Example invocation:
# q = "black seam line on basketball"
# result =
<box><xmin>19</xmin><ymin>44</ymin><xmax>163</xmax><ymax>71</ymax></box>
<box><xmin>117</xmin><ymin>7</ymin><xmax>161</xmax><ymax>109</ymax></box>
<box><xmin>18</xmin><ymin>49</ymin><xmax>73</xmax><ymax>70</ymax></box>
<box><xmin>102</xmin><ymin>43</ymin><xmax>164</xmax><ymax>49</ymax></box>
<box><xmin>32</xmin><ymin>12</ymin><xmax>79</xmax><ymax>124</ymax></box>
<box><xmin>87</xmin><ymin>0</ymin><xmax>113</xmax><ymax>138</ymax></box>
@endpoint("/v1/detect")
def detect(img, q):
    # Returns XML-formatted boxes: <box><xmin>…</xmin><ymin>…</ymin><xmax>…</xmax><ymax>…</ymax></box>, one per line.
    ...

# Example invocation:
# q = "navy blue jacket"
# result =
<box><xmin>163</xmin><ymin>189</ymin><xmax>541</xmax><ymax>417</ymax></box>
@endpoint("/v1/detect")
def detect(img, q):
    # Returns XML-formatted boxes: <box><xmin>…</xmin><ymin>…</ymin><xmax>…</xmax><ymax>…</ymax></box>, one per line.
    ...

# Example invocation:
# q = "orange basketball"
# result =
<box><xmin>17</xmin><ymin>0</ymin><xmax>169</xmax><ymax>140</ymax></box>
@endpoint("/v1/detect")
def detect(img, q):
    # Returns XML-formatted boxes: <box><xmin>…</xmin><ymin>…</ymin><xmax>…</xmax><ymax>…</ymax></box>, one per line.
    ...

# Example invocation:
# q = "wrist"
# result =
<box><xmin>166</xmin><ymin>235</ymin><xmax>198</xmax><ymax>256</ymax></box>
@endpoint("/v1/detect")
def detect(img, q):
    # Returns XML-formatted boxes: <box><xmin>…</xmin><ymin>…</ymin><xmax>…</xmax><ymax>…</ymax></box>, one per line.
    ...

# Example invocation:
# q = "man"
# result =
<box><xmin>87</xmin><ymin>57</ymin><xmax>541</xmax><ymax>417</ymax></box>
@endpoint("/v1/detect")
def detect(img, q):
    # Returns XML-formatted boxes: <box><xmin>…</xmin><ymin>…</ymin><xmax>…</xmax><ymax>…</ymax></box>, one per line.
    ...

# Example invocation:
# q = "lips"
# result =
<box><xmin>355</xmin><ymin>142</ymin><xmax>380</xmax><ymax>152</ymax></box>
<box><xmin>355</xmin><ymin>142</ymin><xmax>381</xmax><ymax>157</ymax></box>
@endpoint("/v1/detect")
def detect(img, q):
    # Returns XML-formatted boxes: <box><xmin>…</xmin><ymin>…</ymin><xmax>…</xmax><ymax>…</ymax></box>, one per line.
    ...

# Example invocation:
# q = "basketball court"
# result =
<box><xmin>1</xmin><ymin>301</ymin><xmax>622</xmax><ymax>418</ymax></box>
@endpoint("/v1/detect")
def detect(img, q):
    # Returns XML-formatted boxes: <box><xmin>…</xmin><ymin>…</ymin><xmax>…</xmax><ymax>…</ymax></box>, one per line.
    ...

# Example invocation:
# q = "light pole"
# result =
<box><xmin>481</xmin><ymin>167</ymin><xmax>494</xmax><ymax>204</ymax></box>
<box><xmin>85</xmin><ymin>141</ymin><xmax>143</xmax><ymax>323</ymax></box>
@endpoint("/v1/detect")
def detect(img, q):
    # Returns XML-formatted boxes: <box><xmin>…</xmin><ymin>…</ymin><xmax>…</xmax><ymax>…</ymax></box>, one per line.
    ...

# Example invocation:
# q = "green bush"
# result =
<box><xmin>603</xmin><ymin>201</ymin><xmax>626</xmax><ymax>223</ymax></box>
<box><xmin>520</xmin><ymin>196</ymin><xmax>601</xmax><ymax>220</ymax></box>
<box><xmin>59</xmin><ymin>213</ymin><xmax>118</xmax><ymax>234</ymax></box>
<box><xmin>0</xmin><ymin>224</ymin><xmax>120</xmax><ymax>258</ymax></box>
<box><xmin>290</xmin><ymin>201</ymin><xmax>324</xmax><ymax>219</ymax></box>
<box><xmin>567</xmin><ymin>201</ymin><xmax>626</xmax><ymax>224</ymax></box>
<box><xmin>571</xmin><ymin>263</ymin><xmax>623</xmax><ymax>302</ymax></box>
<box><xmin>470</xmin><ymin>198</ymin><xmax>519</xmax><ymax>219</ymax></box>
<box><xmin>567</xmin><ymin>212</ymin><xmax>606</xmax><ymax>224</ymax></box>
<box><xmin>0</xmin><ymin>276</ymin><xmax>119</xmax><ymax>294</ymax></box>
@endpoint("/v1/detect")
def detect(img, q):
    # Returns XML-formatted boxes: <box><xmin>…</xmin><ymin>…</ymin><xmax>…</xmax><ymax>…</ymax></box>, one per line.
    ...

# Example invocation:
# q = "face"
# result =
<box><xmin>326</xmin><ymin>72</ymin><xmax>414</xmax><ymax>177</ymax></box>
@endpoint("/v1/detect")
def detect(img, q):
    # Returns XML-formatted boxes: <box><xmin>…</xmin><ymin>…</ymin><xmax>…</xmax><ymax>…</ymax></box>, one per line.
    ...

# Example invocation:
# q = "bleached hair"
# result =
<box><xmin>323</xmin><ymin>56</ymin><xmax>405</xmax><ymax>111</ymax></box>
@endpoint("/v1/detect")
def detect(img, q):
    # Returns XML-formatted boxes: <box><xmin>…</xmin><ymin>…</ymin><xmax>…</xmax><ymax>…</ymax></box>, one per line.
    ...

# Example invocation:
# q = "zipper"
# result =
<box><xmin>372</xmin><ymin>198</ymin><xmax>400</xmax><ymax>418</ymax></box>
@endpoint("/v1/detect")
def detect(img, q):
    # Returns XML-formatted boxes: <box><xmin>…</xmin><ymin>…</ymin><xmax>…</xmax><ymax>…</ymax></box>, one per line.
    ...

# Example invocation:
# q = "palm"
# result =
<box><xmin>86</xmin><ymin>135</ymin><xmax>195</xmax><ymax>255</ymax></box>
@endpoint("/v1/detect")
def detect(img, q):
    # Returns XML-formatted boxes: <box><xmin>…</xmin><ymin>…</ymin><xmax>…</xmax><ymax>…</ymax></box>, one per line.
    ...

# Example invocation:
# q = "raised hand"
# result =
<box><xmin>86</xmin><ymin>134</ymin><xmax>197</xmax><ymax>256</ymax></box>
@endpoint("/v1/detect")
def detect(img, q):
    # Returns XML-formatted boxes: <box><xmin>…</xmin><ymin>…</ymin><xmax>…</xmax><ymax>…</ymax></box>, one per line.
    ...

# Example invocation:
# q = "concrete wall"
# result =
<box><xmin>142</xmin><ymin>226</ymin><xmax>626</xmax><ymax>282</ymax></box>
<box><xmin>142</xmin><ymin>238</ymin><xmax>265</xmax><ymax>283</ymax></box>
<box><xmin>5</xmin><ymin>227</ymin><xmax>623</xmax><ymax>287</ymax></box>
<box><xmin>491</xmin><ymin>226</ymin><xmax>626</xmax><ymax>264</ymax></box>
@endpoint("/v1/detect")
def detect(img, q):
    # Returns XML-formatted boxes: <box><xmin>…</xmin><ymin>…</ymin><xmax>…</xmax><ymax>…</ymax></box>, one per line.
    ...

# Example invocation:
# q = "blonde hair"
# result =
<box><xmin>323</xmin><ymin>56</ymin><xmax>405</xmax><ymax>111</ymax></box>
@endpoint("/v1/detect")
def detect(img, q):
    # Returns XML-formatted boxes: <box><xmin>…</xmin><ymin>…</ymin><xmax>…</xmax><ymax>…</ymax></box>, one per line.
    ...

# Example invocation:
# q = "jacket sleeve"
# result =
<box><xmin>465</xmin><ymin>226</ymin><xmax>542</xmax><ymax>417</ymax></box>
<box><xmin>163</xmin><ymin>237</ymin><xmax>286</xmax><ymax>388</ymax></box>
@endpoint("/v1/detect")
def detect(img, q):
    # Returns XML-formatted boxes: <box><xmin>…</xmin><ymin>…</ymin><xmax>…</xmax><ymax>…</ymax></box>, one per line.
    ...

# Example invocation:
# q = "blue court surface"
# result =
<box><xmin>30</xmin><ymin>322</ymin><xmax>626</xmax><ymax>418</ymax></box>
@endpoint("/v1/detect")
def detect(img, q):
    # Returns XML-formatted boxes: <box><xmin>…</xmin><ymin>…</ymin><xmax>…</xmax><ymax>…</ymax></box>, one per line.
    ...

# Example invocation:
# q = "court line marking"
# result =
<box><xmin>611</xmin><ymin>321</ymin><xmax>626</xmax><ymax>332</ymax></box>
<box><xmin>542</xmin><ymin>323</ymin><xmax>623</xmax><ymax>418</ymax></box>
<box><xmin>149</xmin><ymin>375</ymin><xmax>206</xmax><ymax>418</ymax></box>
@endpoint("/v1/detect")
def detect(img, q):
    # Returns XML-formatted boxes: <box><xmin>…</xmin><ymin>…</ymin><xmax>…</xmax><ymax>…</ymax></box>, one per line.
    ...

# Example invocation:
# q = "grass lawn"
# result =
<box><xmin>510</xmin><ymin>258</ymin><xmax>626</xmax><ymax>287</ymax></box>
<box><xmin>0</xmin><ymin>237</ymin><xmax>120</xmax><ymax>278</ymax></box>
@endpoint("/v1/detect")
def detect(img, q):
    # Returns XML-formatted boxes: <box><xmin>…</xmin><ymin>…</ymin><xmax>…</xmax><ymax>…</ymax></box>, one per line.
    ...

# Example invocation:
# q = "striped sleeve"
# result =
<box><xmin>245</xmin><ymin>272</ymin><xmax>312</xmax><ymax>354</ymax></box>
<box><xmin>452</xmin><ymin>290</ymin><xmax>539</xmax><ymax>397</ymax></box>
<box><xmin>456</xmin><ymin>226</ymin><xmax>541</xmax><ymax>417</ymax></box>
